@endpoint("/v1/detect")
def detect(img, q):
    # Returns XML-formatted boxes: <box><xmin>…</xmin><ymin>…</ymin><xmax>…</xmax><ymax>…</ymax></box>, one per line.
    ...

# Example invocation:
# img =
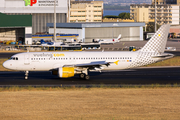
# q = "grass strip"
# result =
<box><xmin>0</xmin><ymin>88</ymin><xmax>180</xmax><ymax>120</ymax></box>
<box><xmin>0</xmin><ymin>83</ymin><xmax>180</xmax><ymax>92</ymax></box>
<box><xmin>145</xmin><ymin>56</ymin><xmax>180</xmax><ymax>67</ymax></box>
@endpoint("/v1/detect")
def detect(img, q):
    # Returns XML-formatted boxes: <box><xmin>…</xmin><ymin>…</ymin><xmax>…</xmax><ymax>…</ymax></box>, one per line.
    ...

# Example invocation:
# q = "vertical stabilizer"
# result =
<box><xmin>140</xmin><ymin>24</ymin><xmax>170</xmax><ymax>53</ymax></box>
<box><xmin>117</xmin><ymin>34</ymin><xmax>121</xmax><ymax>40</ymax></box>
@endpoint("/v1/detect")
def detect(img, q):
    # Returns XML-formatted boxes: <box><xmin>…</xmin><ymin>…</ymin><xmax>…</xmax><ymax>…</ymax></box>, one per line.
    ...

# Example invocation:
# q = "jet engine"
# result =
<box><xmin>52</xmin><ymin>67</ymin><xmax>75</xmax><ymax>78</ymax></box>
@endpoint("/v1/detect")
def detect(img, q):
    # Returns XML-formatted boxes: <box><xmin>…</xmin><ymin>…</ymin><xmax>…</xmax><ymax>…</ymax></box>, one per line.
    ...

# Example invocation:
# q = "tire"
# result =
<box><xmin>84</xmin><ymin>75</ymin><xmax>90</xmax><ymax>80</ymax></box>
<box><xmin>79</xmin><ymin>73</ymin><xmax>85</xmax><ymax>79</ymax></box>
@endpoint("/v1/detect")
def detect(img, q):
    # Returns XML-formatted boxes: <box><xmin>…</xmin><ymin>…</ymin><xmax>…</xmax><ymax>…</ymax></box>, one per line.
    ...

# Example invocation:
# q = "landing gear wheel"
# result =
<box><xmin>84</xmin><ymin>75</ymin><xmax>90</xmax><ymax>80</ymax></box>
<box><xmin>79</xmin><ymin>73</ymin><xmax>85</xmax><ymax>79</ymax></box>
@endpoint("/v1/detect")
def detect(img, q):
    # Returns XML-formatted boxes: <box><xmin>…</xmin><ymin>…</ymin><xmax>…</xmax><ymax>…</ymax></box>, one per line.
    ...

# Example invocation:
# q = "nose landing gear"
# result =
<box><xmin>25</xmin><ymin>71</ymin><xmax>29</xmax><ymax>80</ymax></box>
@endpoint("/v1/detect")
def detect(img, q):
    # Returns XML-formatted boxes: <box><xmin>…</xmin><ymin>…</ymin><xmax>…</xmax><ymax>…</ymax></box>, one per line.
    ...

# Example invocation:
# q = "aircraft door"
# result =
<box><xmin>24</xmin><ymin>54</ymin><xmax>30</xmax><ymax>65</ymax></box>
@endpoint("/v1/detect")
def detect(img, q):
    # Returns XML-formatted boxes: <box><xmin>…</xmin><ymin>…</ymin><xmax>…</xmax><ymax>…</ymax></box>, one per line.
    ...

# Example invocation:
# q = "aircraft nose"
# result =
<box><xmin>3</xmin><ymin>61</ymin><xmax>11</xmax><ymax>69</ymax></box>
<box><xmin>3</xmin><ymin>61</ymin><xmax>8</xmax><ymax>69</ymax></box>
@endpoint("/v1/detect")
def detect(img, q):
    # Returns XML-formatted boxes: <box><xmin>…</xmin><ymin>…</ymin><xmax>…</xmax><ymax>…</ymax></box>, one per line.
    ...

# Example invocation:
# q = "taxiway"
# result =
<box><xmin>0</xmin><ymin>67</ymin><xmax>180</xmax><ymax>86</ymax></box>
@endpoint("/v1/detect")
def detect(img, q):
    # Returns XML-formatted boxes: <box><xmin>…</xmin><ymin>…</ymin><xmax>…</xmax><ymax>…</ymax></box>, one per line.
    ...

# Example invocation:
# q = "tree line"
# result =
<box><xmin>104</xmin><ymin>12</ymin><xmax>130</xmax><ymax>19</ymax></box>
<box><xmin>104</xmin><ymin>5</ymin><xmax>130</xmax><ymax>10</ymax></box>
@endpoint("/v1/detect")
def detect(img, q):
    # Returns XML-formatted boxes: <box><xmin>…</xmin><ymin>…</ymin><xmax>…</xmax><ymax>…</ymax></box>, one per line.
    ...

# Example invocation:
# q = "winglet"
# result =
<box><xmin>114</xmin><ymin>60</ymin><xmax>119</xmax><ymax>65</ymax></box>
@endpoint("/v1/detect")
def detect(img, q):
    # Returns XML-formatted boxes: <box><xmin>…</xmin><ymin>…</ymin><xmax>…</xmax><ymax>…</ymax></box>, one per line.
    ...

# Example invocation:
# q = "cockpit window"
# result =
<box><xmin>10</xmin><ymin>57</ymin><xmax>18</xmax><ymax>60</ymax></box>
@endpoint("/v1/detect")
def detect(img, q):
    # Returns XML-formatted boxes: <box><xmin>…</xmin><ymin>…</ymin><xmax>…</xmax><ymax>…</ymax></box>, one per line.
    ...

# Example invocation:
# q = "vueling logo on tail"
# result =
<box><xmin>24</xmin><ymin>0</ymin><xmax>37</xmax><ymax>6</ymax></box>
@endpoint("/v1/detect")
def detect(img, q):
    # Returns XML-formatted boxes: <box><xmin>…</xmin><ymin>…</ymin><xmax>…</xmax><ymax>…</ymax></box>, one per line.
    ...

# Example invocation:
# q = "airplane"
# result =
<box><xmin>3</xmin><ymin>24</ymin><xmax>174</xmax><ymax>80</ymax></box>
<box><xmin>93</xmin><ymin>34</ymin><xmax>121</xmax><ymax>44</ymax></box>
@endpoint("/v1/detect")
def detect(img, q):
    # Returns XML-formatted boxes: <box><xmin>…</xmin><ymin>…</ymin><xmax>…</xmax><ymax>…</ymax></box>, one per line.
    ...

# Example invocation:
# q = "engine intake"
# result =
<box><xmin>58</xmin><ymin>67</ymin><xmax>75</xmax><ymax>78</ymax></box>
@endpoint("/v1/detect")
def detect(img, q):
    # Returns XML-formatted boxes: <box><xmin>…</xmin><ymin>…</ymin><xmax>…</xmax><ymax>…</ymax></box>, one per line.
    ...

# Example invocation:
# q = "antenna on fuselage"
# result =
<box><xmin>54</xmin><ymin>0</ymin><xmax>56</xmax><ymax>42</ymax></box>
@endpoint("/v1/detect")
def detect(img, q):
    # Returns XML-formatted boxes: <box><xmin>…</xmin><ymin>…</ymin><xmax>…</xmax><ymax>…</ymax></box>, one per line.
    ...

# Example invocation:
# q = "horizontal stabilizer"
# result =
<box><xmin>151</xmin><ymin>53</ymin><xmax>174</xmax><ymax>58</ymax></box>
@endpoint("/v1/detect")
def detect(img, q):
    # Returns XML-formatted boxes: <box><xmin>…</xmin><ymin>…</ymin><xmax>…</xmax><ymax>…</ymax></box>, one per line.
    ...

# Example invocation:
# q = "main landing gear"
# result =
<box><xmin>79</xmin><ymin>73</ymin><xmax>90</xmax><ymax>80</ymax></box>
<box><xmin>79</xmin><ymin>69</ymin><xmax>90</xmax><ymax>80</ymax></box>
<box><xmin>25</xmin><ymin>71</ymin><xmax>29</xmax><ymax>80</ymax></box>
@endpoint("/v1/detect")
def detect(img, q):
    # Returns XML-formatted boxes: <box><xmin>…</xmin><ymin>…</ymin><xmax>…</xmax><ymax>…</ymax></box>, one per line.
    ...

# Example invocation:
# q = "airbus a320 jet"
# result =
<box><xmin>3</xmin><ymin>24</ymin><xmax>173</xmax><ymax>80</ymax></box>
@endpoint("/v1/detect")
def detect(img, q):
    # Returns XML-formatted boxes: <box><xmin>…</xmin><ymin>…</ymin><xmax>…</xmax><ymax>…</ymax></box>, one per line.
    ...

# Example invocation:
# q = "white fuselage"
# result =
<box><xmin>95</xmin><ymin>34</ymin><xmax>121</xmax><ymax>44</ymax></box>
<box><xmin>98</xmin><ymin>39</ymin><xmax>119</xmax><ymax>44</ymax></box>
<box><xmin>3</xmin><ymin>51</ymin><xmax>164</xmax><ymax>71</ymax></box>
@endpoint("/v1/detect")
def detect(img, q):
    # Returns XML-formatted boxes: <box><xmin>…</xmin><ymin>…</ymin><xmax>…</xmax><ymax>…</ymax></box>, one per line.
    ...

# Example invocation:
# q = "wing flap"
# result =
<box><xmin>75</xmin><ymin>61</ymin><xmax>109</xmax><ymax>67</ymax></box>
<box><xmin>63</xmin><ymin>60</ymin><xmax>119</xmax><ymax>72</ymax></box>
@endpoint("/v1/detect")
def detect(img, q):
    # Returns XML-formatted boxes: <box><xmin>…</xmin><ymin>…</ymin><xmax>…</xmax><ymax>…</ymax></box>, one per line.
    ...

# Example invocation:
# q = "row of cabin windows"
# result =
<box><xmin>10</xmin><ymin>57</ymin><xmax>18</xmax><ymax>60</ymax></box>
<box><xmin>31</xmin><ymin>57</ymin><xmax>132</xmax><ymax>61</ymax></box>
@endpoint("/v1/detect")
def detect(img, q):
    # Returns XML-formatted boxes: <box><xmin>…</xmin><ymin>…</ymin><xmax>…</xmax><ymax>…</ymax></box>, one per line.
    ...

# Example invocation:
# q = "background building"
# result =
<box><xmin>130</xmin><ymin>4</ymin><xmax>175</xmax><ymax>25</ymax></box>
<box><xmin>47</xmin><ymin>22</ymin><xmax>145</xmax><ymax>42</ymax></box>
<box><xmin>152</xmin><ymin>0</ymin><xmax>180</xmax><ymax>4</ymax></box>
<box><xmin>0</xmin><ymin>0</ymin><xmax>67</xmax><ymax>44</ymax></box>
<box><xmin>130</xmin><ymin>5</ymin><xmax>152</xmax><ymax>23</ymax></box>
<box><xmin>0</xmin><ymin>13</ymin><xmax>32</xmax><ymax>43</ymax></box>
<box><xmin>171</xmin><ymin>5</ymin><xmax>180</xmax><ymax>25</ymax></box>
<box><xmin>69</xmin><ymin>1</ymin><xmax>103</xmax><ymax>22</ymax></box>
<box><xmin>131</xmin><ymin>0</ymin><xmax>180</xmax><ymax>25</ymax></box>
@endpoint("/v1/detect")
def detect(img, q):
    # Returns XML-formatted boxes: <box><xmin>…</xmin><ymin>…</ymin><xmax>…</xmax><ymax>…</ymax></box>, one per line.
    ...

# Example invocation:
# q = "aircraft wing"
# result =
<box><xmin>63</xmin><ymin>60</ymin><xmax>119</xmax><ymax>71</ymax></box>
<box><xmin>74</xmin><ymin>61</ymin><xmax>110</xmax><ymax>67</ymax></box>
<box><xmin>64</xmin><ymin>61</ymin><xmax>109</xmax><ymax>68</ymax></box>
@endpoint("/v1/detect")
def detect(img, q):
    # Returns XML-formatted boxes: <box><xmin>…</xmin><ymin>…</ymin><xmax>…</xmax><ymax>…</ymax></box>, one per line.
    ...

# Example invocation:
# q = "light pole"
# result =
<box><xmin>69</xmin><ymin>0</ymin><xmax>70</xmax><ymax>23</ymax></box>
<box><xmin>54</xmin><ymin>0</ymin><xmax>56</xmax><ymax>42</ymax></box>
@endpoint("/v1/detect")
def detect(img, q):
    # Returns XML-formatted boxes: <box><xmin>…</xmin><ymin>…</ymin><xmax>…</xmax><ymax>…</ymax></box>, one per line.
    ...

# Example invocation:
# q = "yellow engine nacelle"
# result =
<box><xmin>58</xmin><ymin>67</ymin><xmax>75</xmax><ymax>78</ymax></box>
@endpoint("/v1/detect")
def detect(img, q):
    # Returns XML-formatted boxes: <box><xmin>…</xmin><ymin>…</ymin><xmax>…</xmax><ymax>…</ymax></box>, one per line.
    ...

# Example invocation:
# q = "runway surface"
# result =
<box><xmin>0</xmin><ymin>67</ymin><xmax>180</xmax><ymax>86</ymax></box>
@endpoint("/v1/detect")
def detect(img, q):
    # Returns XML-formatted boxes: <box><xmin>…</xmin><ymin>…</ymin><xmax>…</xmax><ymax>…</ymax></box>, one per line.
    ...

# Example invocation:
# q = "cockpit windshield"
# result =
<box><xmin>10</xmin><ymin>57</ymin><xmax>18</xmax><ymax>60</ymax></box>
